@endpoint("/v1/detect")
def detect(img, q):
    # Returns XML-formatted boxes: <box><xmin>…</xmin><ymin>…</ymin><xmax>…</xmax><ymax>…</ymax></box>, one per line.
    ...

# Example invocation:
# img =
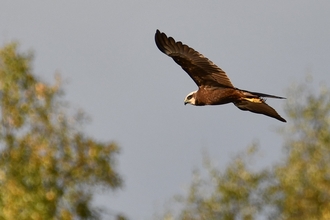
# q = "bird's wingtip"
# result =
<box><xmin>279</xmin><ymin>117</ymin><xmax>287</xmax><ymax>123</ymax></box>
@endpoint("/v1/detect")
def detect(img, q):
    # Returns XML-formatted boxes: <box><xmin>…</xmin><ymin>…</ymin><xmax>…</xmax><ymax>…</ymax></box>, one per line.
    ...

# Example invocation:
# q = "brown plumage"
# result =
<box><xmin>155</xmin><ymin>29</ymin><xmax>286</xmax><ymax>122</ymax></box>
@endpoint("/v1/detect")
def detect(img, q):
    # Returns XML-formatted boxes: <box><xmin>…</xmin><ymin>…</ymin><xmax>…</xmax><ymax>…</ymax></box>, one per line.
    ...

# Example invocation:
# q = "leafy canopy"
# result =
<box><xmin>0</xmin><ymin>43</ymin><xmax>122</xmax><ymax>220</ymax></box>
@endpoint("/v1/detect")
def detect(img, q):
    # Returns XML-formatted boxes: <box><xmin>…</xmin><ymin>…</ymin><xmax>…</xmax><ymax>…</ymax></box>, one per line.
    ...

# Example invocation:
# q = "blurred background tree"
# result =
<box><xmin>161</xmin><ymin>79</ymin><xmax>330</xmax><ymax>220</ymax></box>
<box><xmin>268</xmin><ymin>81</ymin><xmax>330</xmax><ymax>220</ymax></box>
<box><xmin>0</xmin><ymin>43</ymin><xmax>123</xmax><ymax>219</ymax></box>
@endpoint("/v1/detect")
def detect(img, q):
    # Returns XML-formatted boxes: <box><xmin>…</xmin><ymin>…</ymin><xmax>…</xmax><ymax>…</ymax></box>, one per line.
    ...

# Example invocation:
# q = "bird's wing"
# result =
<box><xmin>241</xmin><ymin>90</ymin><xmax>286</xmax><ymax>99</ymax></box>
<box><xmin>234</xmin><ymin>99</ymin><xmax>286</xmax><ymax>122</ymax></box>
<box><xmin>155</xmin><ymin>30</ymin><xmax>234</xmax><ymax>88</ymax></box>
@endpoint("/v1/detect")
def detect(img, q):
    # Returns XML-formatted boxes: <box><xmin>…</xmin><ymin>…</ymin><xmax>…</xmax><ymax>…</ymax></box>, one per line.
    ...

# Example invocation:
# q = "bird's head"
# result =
<box><xmin>184</xmin><ymin>91</ymin><xmax>197</xmax><ymax>105</ymax></box>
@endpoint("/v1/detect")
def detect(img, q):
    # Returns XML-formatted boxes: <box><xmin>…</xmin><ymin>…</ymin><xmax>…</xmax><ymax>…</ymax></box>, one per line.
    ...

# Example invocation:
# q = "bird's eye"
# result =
<box><xmin>187</xmin><ymin>95</ymin><xmax>193</xmax><ymax>100</ymax></box>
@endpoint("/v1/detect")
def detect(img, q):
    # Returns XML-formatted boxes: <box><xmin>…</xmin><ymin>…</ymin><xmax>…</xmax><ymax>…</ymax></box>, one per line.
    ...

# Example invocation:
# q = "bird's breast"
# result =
<box><xmin>195</xmin><ymin>88</ymin><xmax>242</xmax><ymax>105</ymax></box>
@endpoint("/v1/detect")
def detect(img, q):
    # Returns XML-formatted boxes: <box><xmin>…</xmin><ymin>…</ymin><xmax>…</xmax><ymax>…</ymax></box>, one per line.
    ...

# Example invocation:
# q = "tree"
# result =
<box><xmin>161</xmin><ymin>79</ymin><xmax>330</xmax><ymax>220</ymax></box>
<box><xmin>161</xmin><ymin>146</ymin><xmax>269</xmax><ymax>220</ymax></box>
<box><xmin>0</xmin><ymin>43</ymin><xmax>123</xmax><ymax>219</ymax></box>
<box><xmin>268</xmin><ymin>81</ymin><xmax>330</xmax><ymax>220</ymax></box>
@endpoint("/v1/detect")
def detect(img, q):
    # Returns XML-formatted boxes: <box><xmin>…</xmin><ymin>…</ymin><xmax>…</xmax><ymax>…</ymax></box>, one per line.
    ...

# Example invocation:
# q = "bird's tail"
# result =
<box><xmin>234</xmin><ymin>89</ymin><xmax>286</xmax><ymax>122</ymax></box>
<box><xmin>234</xmin><ymin>100</ymin><xmax>287</xmax><ymax>122</ymax></box>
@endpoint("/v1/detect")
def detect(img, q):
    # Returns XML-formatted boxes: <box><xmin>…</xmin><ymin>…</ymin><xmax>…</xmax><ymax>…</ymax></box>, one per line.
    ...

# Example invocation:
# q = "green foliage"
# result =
<box><xmin>162</xmin><ymin>79</ymin><xmax>330</xmax><ymax>220</ymax></box>
<box><xmin>269</xmin><ymin>82</ymin><xmax>330</xmax><ymax>220</ymax></box>
<box><xmin>171</xmin><ymin>146</ymin><xmax>268</xmax><ymax>220</ymax></box>
<box><xmin>162</xmin><ymin>146</ymin><xmax>269</xmax><ymax>220</ymax></box>
<box><xmin>0</xmin><ymin>43</ymin><xmax>122</xmax><ymax>219</ymax></box>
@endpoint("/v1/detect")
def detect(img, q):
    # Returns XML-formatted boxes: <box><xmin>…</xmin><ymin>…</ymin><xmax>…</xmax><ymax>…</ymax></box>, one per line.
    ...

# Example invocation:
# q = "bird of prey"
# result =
<box><xmin>155</xmin><ymin>29</ymin><xmax>286</xmax><ymax>122</ymax></box>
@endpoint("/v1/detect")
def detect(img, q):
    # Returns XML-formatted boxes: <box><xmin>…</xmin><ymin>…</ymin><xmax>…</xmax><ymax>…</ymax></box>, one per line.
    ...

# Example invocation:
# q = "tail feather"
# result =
<box><xmin>234</xmin><ymin>99</ymin><xmax>286</xmax><ymax>122</ymax></box>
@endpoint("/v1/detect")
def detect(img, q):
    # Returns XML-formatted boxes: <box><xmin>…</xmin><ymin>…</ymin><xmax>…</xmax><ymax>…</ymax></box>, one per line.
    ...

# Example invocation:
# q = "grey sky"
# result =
<box><xmin>1</xmin><ymin>1</ymin><xmax>329</xmax><ymax>219</ymax></box>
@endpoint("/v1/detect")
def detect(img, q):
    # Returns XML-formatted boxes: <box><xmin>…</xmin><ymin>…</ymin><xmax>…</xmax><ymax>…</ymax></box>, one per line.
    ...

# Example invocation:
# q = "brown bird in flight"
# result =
<box><xmin>155</xmin><ymin>30</ymin><xmax>286</xmax><ymax>122</ymax></box>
